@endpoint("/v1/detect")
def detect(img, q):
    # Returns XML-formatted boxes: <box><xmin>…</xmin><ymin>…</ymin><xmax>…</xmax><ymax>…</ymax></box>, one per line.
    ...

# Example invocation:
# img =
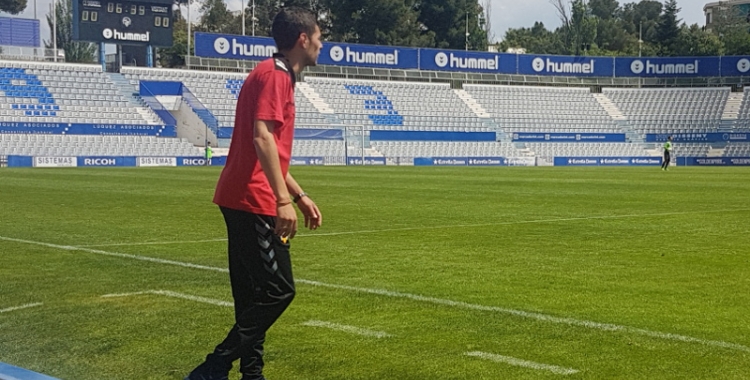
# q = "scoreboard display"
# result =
<box><xmin>72</xmin><ymin>0</ymin><xmax>173</xmax><ymax>46</ymax></box>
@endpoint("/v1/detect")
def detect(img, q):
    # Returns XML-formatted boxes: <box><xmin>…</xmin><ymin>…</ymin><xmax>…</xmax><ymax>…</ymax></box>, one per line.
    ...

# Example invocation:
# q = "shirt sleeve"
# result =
<box><xmin>254</xmin><ymin>70</ymin><xmax>289</xmax><ymax>126</ymax></box>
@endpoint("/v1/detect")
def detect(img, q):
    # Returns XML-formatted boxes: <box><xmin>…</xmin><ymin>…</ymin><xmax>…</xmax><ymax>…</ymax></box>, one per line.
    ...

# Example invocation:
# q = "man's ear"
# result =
<box><xmin>297</xmin><ymin>33</ymin><xmax>308</xmax><ymax>49</ymax></box>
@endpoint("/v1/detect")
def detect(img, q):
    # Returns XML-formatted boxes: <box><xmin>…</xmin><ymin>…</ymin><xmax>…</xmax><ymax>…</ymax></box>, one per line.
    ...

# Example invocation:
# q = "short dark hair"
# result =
<box><xmin>272</xmin><ymin>7</ymin><xmax>318</xmax><ymax>51</ymax></box>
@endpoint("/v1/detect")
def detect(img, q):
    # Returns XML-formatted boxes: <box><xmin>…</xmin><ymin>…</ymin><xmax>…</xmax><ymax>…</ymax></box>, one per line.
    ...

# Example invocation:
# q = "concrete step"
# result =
<box><xmin>454</xmin><ymin>89</ymin><xmax>491</xmax><ymax>118</ymax></box>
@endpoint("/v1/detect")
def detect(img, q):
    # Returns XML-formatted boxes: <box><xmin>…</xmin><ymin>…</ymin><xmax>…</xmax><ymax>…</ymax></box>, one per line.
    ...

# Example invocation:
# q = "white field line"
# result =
<box><xmin>0</xmin><ymin>236</ymin><xmax>227</xmax><ymax>273</ymax></box>
<box><xmin>301</xmin><ymin>320</ymin><xmax>392</xmax><ymax>338</ymax></box>
<box><xmin>0</xmin><ymin>303</ymin><xmax>43</xmax><ymax>314</ymax></box>
<box><xmin>465</xmin><ymin>351</ymin><xmax>580</xmax><ymax>376</ymax></box>
<box><xmin>77</xmin><ymin>239</ymin><xmax>227</xmax><ymax>248</ymax></box>
<box><xmin>101</xmin><ymin>290</ymin><xmax>232</xmax><ymax>307</ymax></box>
<box><xmin>72</xmin><ymin>208</ymin><xmax>750</xmax><ymax>247</ymax></box>
<box><xmin>2</xmin><ymin>235</ymin><xmax>749</xmax><ymax>353</ymax></box>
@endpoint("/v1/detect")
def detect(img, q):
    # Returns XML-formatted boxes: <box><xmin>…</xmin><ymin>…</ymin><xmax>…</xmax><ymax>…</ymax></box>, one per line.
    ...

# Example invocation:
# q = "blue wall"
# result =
<box><xmin>554</xmin><ymin>157</ymin><xmax>663</xmax><ymax>166</ymax></box>
<box><xmin>513</xmin><ymin>133</ymin><xmax>626</xmax><ymax>143</ymax></box>
<box><xmin>646</xmin><ymin>133</ymin><xmax>750</xmax><ymax>143</ymax></box>
<box><xmin>0</xmin><ymin>122</ymin><xmax>175</xmax><ymax>137</ymax></box>
<box><xmin>370</xmin><ymin>131</ymin><xmax>496</xmax><ymax>142</ymax></box>
<box><xmin>0</xmin><ymin>17</ymin><xmax>40</xmax><ymax>47</ymax></box>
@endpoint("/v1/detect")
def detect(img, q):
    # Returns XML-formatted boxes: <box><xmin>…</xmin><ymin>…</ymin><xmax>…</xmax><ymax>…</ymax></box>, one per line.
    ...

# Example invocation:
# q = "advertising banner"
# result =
<box><xmin>614</xmin><ymin>57</ymin><xmax>720</xmax><ymax>77</ymax></box>
<box><xmin>554</xmin><ymin>157</ymin><xmax>662</xmax><ymax>166</ymax></box>
<box><xmin>513</xmin><ymin>133</ymin><xmax>626</xmax><ymax>143</ymax></box>
<box><xmin>467</xmin><ymin>157</ymin><xmax>507</xmax><ymax>166</ymax></box>
<box><xmin>319</xmin><ymin>41</ymin><xmax>419</xmax><ymax>70</ymax></box>
<box><xmin>414</xmin><ymin>157</ymin><xmax>469</xmax><ymax>166</ymax></box>
<box><xmin>679</xmin><ymin>157</ymin><xmax>750</xmax><ymax>166</ymax></box>
<box><xmin>177</xmin><ymin>157</ymin><xmax>210</xmax><ymax>166</ymax></box>
<box><xmin>195</xmin><ymin>33</ymin><xmax>277</xmax><ymax>60</ymax></box>
<box><xmin>419</xmin><ymin>49</ymin><xmax>516</xmax><ymax>73</ymax></box>
<box><xmin>720</xmin><ymin>56</ymin><xmax>750</xmax><ymax>77</ymax></box>
<box><xmin>646</xmin><ymin>133</ymin><xmax>750</xmax><ymax>143</ymax></box>
<box><xmin>77</xmin><ymin>156</ymin><xmax>136</xmax><ymax>167</ymax></box>
<box><xmin>0</xmin><ymin>122</ymin><xmax>175</xmax><ymax>137</ymax></box>
<box><xmin>370</xmin><ymin>131</ymin><xmax>496</xmax><ymax>142</ymax></box>
<box><xmin>33</xmin><ymin>156</ymin><xmax>77</xmax><ymax>167</ymax></box>
<box><xmin>137</xmin><ymin>157</ymin><xmax>177</xmax><ymax>167</ymax></box>
<box><xmin>518</xmin><ymin>54</ymin><xmax>614</xmax><ymax>77</ymax></box>
<box><xmin>290</xmin><ymin>156</ymin><xmax>325</xmax><ymax>166</ymax></box>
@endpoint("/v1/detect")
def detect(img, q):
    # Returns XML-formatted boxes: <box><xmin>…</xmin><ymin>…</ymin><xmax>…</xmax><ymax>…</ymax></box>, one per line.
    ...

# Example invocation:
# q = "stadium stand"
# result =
<box><xmin>121</xmin><ymin>67</ymin><xmax>334</xmax><ymax>131</ymax></box>
<box><xmin>673</xmin><ymin>143</ymin><xmax>713</xmax><ymax>158</ymax></box>
<box><xmin>723</xmin><ymin>143</ymin><xmax>750</xmax><ymax>157</ymax></box>
<box><xmin>292</xmin><ymin>139</ymin><xmax>346</xmax><ymax>158</ymax></box>
<box><xmin>464</xmin><ymin>84</ymin><xmax>623</xmax><ymax>134</ymax></box>
<box><xmin>0</xmin><ymin>134</ymin><xmax>200</xmax><ymax>157</ymax></box>
<box><xmin>0</xmin><ymin>60</ymin><xmax>207</xmax><ymax>160</ymax></box>
<box><xmin>525</xmin><ymin>142</ymin><xmax>652</xmax><ymax>158</ymax></box>
<box><xmin>603</xmin><ymin>87</ymin><xmax>729</xmax><ymax>134</ymax></box>
<box><xmin>304</xmin><ymin>77</ymin><xmax>490</xmax><ymax>132</ymax></box>
<box><xmin>0</xmin><ymin>60</ymin><xmax>161</xmax><ymax>125</ymax></box>
<box><xmin>462</xmin><ymin>84</ymin><xmax>657</xmax><ymax>159</ymax></box>
<box><xmin>4</xmin><ymin>58</ymin><xmax>750</xmax><ymax>166</ymax></box>
<box><xmin>735</xmin><ymin>87</ymin><xmax>750</xmax><ymax>130</ymax></box>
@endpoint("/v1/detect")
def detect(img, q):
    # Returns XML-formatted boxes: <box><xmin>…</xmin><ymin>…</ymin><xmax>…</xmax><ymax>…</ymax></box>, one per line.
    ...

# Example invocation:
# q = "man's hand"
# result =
<box><xmin>296</xmin><ymin>196</ymin><xmax>322</xmax><ymax>231</ymax></box>
<box><xmin>275</xmin><ymin>202</ymin><xmax>298</xmax><ymax>239</ymax></box>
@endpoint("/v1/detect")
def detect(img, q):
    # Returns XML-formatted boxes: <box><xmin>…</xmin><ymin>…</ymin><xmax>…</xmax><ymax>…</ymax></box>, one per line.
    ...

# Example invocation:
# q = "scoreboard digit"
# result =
<box><xmin>72</xmin><ymin>0</ymin><xmax>173</xmax><ymax>47</ymax></box>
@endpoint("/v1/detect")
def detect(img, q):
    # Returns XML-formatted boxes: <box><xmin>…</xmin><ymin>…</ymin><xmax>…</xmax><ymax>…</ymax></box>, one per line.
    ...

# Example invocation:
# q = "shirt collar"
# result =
<box><xmin>273</xmin><ymin>53</ymin><xmax>296</xmax><ymax>86</ymax></box>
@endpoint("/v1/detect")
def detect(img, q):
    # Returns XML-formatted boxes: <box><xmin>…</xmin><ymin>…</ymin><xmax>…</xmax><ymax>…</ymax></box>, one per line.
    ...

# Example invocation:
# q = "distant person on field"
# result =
<box><xmin>205</xmin><ymin>142</ymin><xmax>213</xmax><ymax>166</ymax></box>
<box><xmin>661</xmin><ymin>136</ymin><xmax>673</xmax><ymax>171</ymax></box>
<box><xmin>185</xmin><ymin>7</ymin><xmax>323</xmax><ymax>380</ymax></box>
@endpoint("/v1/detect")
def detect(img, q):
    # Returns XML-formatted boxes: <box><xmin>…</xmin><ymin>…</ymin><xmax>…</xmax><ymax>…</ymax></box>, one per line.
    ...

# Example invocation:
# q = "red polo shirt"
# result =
<box><xmin>213</xmin><ymin>54</ymin><xmax>296</xmax><ymax>216</ymax></box>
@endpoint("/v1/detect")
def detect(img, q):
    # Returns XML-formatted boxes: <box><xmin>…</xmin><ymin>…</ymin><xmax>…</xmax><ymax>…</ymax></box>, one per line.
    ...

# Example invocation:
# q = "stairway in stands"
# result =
<box><xmin>107</xmin><ymin>73</ymin><xmax>164</xmax><ymax>125</ymax></box>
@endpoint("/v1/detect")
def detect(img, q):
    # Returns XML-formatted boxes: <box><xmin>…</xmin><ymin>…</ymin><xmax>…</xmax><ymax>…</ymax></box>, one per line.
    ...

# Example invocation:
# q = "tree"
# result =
<box><xmin>550</xmin><ymin>0</ymin><xmax>597</xmax><ymax>55</ymax></box>
<box><xmin>589</xmin><ymin>0</ymin><xmax>619</xmax><ymax>20</ymax></box>
<box><xmin>199</xmin><ymin>0</ymin><xmax>239</xmax><ymax>34</ymax></box>
<box><xmin>588</xmin><ymin>0</ymin><xmax>628</xmax><ymax>53</ymax></box>
<box><xmin>499</xmin><ymin>22</ymin><xmax>561</xmax><ymax>54</ymax></box>
<box><xmin>571</xmin><ymin>0</ymin><xmax>598</xmax><ymax>55</ymax></box>
<box><xmin>158</xmin><ymin>7</ymin><xmax>189</xmax><ymax>68</ymax></box>
<box><xmin>0</xmin><ymin>0</ymin><xmax>26</xmax><ymax>14</ymax></box>
<box><xmin>417</xmin><ymin>0</ymin><xmax>488</xmax><ymax>50</ymax></box>
<box><xmin>656</xmin><ymin>0</ymin><xmax>681</xmax><ymax>56</ymax></box>
<box><xmin>595</xmin><ymin>18</ymin><xmax>629</xmax><ymax>53</ymax></box>
<box><xmin>620</xmin><ymin>0</ymin><xmax>662</xmax><ymax>40</ymax></box>
<box><xmin>674</xmin><ymin>24</ymin><xmax>721</xmax><ymax>56</ymax></box>
<box><xmin>44</xmin><ymin>0</ymin><xmax>97</xmax><ymax>63</ymax></box>
<box><xmin>550</xmin><ymin>0</ymin><xmax>573</xmax><ymax>53</ymax></box>
<box><xmin>240</xmin><ymin>0</ymin><xmax>327</xmax><ymax>38</ymax></box>
<box><xmin>326</xmin><ymin>0</ymin><xmax>434</xmax><ymax>47</ymax></box>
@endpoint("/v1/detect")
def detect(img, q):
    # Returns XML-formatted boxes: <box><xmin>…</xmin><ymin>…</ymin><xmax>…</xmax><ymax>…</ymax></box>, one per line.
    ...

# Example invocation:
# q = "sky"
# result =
<box><xmin>3</xmin><ymin>0</ymin><xmax>712</xmax><ymax>50</ymax></box>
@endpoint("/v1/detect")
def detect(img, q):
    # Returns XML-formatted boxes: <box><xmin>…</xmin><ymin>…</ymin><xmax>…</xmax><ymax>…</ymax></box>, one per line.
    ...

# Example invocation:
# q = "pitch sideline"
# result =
<box><xmin>0</xmin><ymin>303</ymin><xmax>43</xmax><ymax>314</ymax></box>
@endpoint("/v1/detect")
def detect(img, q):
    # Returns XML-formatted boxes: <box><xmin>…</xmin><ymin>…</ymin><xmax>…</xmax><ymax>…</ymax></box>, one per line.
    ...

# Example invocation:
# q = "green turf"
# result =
<box><xmin>1</xmin><ymin>167</ymin><xmax>749</xmax><ymax>379</ymax></box>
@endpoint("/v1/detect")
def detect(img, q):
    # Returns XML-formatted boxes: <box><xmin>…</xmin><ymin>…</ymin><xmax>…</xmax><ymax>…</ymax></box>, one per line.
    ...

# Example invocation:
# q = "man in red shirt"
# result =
<box><xmin>186</xmin><ymin>7</ymin><xmax>322</xmax><ymax>380</ymax></box>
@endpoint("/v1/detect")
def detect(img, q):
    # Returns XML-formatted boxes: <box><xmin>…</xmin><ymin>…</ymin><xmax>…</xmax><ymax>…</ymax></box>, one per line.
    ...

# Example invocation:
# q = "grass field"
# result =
<box><xmin>1</xmin><ymin>166</ymin><xmax>749</xmax><ymax>380</ymax></box>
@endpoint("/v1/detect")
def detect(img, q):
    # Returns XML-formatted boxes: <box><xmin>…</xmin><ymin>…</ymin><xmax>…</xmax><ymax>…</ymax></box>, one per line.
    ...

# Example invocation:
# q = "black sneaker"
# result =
<box><xmin>184</xmin><ymin>361</ymin><xmax>230</xmax><ymax>380</ymax></box>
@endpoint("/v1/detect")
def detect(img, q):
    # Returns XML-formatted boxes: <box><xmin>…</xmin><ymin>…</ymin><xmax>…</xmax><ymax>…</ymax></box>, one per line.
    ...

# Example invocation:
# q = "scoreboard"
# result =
<box><xmin>72</xmin><ymin>0</ymin><xmax>173</xmax><ymax>46</ymax></box>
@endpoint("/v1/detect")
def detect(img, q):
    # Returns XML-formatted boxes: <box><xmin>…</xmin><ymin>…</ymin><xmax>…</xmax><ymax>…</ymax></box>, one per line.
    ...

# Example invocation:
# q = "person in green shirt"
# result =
<box><xmin>661</xmin><ymin>136</ymin><xmax>673</xmax><ymax>171</ymax></box>
<box><xmin>205</xmin><ymin>142</ymin><xmax>213</xmax><ymax>166</ymax></box>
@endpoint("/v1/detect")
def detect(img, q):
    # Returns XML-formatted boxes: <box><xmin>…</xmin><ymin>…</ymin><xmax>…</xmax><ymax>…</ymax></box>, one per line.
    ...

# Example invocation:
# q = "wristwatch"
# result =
<box><xmin>293</xmin><ymin>192</ymin><xmax>308</xmax><ymax>203</ymax></box>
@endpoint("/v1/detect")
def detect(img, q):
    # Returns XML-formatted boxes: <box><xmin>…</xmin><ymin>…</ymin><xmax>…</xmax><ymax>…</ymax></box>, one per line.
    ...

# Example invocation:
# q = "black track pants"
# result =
<box><xmin>205</xmin><ymin>206</ymin><xmax>296</xmax><ymax>379</ymax></box>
